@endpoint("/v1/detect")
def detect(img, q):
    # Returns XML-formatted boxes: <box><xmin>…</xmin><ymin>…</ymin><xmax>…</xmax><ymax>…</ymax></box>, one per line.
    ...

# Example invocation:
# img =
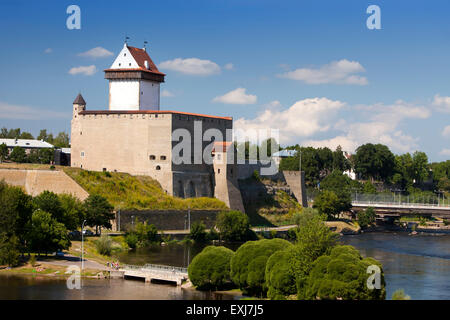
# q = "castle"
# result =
<box><xmin>71</xmin><ymin>43</ymin><xmax>245</xmax><ymax>212</ymax></box>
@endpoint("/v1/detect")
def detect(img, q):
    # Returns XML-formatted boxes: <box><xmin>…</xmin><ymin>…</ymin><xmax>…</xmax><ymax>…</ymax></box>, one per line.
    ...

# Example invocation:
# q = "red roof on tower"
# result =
<box><xmin>104</xmin><ymin>46</ymin><xmax>165</xmax><ymax>76</ymax></box>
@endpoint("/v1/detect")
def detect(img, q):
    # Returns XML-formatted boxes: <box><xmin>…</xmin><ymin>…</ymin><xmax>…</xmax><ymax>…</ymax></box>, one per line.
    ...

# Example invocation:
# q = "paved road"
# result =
<box><xmin>38</xmin><ymin>255</ymin><xmax>109</xmax><ymax>271</ymax></box>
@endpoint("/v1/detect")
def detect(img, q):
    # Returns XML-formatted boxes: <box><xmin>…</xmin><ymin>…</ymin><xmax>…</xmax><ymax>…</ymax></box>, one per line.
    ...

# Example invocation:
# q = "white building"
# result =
<box><xmin>0</xmin><ymin>139</ymin><xmax>54</xmax><ymax>152</ymax></box>
<box><xmin>104</xmin><ymin>43</ymin><xmax>166</xmax><ymax>111</ymax></box>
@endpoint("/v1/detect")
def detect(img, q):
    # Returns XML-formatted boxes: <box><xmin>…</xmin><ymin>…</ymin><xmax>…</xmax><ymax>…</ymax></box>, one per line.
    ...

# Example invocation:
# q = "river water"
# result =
<box><xmin>0</xmin><ymin>232</ymin><xmax>449</xmax><ymax>300</ymax></box>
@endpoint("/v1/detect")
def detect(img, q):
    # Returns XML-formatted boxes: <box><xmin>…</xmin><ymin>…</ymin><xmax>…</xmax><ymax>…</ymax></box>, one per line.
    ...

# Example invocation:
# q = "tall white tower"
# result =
<box><xmin>104</xmin><ymin>43</ymin><xmax>165</xmax><ymax>111</ymax></box>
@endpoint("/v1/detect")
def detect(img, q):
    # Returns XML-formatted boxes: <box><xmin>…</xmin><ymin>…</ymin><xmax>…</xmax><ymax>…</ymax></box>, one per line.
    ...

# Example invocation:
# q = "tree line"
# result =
<box><xmin>0</xmin><ymin>180</ymin><xmax>114</xmax><ymax>266</ymax></box>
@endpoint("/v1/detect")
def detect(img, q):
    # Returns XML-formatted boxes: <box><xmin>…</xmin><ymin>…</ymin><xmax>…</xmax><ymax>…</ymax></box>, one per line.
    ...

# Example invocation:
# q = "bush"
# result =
<box><xmin>230</xmin><ymin>238</ymin><xmax>292</xmax><ymax>297</ymax></box>
<box><xmin>216</xmin><ymin>210</ymin><xmax>254</xmax><ymax>242</ymax></box>
<box><xmin>95</xmin><ymin>235</ymin><xmax>113</xmax><ymax>256</ymax></box>
<box><xmin>188</xmin><ymin>246</ymin><xmax>235</xmax><ymax>290</ymax></box>
<box><xmin>125</xmin><ymin>233</ymin><xmax>139</xmax><ymax>249</ymax></box>
<box><xmin>206</xmin><ymin>228</ymin><xmax>219</xmax><ymax>241</ymax></box>
<box><xmin>189</xmin><ymin>222</ymin><xmax>207</xmax><ymax>242</ymax></box>
<box><xmin>391</xmin><ymin>289</ymin><xmax>411</xmax><ymax>300</ymax></box>
<box><xmin>134</xmin><ymin>221</ymin><xmax>158</xmax><ymax>246</ymax></box>
<box><xmin>357</xmin><ymin>207</ymin><xmax>376</xmax><ymax>229</ymax></box>
<box><xmin>265</xmin><ymin>248</ymin><xmax>297</xmax><ymax>299</ymax></box>
<box><xmin>303</xmin><ymin>245</ymin><xmax>386</xmax><ymax>300</ymax></box>
<box><xmin>0</xmin><ymin>234</ymin><xmax>20</xmax><ymax>267</ymax></box>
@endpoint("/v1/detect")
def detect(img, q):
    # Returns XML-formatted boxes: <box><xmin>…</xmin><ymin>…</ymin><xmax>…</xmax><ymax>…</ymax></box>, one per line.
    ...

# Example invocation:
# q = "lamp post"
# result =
<box><xmin>81</xmin><ymin>219</ymin><xmax>87</xmax><ymax>271</ymax></box>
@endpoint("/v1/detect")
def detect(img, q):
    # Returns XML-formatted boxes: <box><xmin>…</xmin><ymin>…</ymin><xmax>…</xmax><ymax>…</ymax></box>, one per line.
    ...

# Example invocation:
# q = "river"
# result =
<box><xmin>0</xmin><ymin>232</ymin><xmax>449</xmax><ymax>300</ymax></box>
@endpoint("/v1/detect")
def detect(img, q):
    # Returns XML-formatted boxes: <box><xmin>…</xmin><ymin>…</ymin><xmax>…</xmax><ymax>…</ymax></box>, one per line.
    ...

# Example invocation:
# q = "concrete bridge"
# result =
<box><xmin>352</xmin><ymin>200</ymin><xmax>450</xmax><ymax>218</ymax></box>
<box><xmin>118</xmin><ymin>263</ymin><xmax>188</xmax><ymax>285</ymax></box>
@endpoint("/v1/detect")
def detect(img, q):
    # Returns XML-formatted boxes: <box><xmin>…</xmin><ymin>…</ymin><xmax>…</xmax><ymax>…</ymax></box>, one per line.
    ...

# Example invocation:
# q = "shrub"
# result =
<box><xmin>189</xmin><ymin>222</ymin><xmax>207</xmax><ymax>242</ymax></box>
<box><xmin>230</xmin><ymin>238</ymin><xmax>292</xmax><ymax>297</ymax></box>
<box><xmin>265</xmin><ymin>248</ymin><xmax>297</xmax><ymax>299</ymax></box>
<box><xmin>0</xmin><ymin>234</ymin><xmax>20</xmax><ymax>267</ymax></box>
<box><xmin>188</xmin><ymin>246</ymin><xmax>235</xmax><ymax>290</ymax></box>
<box><xmin>125</xmin><ymin>233</ymin><xmax>138</xmax><ymax>249</ymax></box>
<box><xmin>303</xmin><ymin>245</ymin><xmax>386</xmax><ymax>300</ymax></box>
<box><xmin>391</xmin><ymin>289</ymin><xmax>411</xmax><ymax>300</ymax></box>
<box><xmin>134</xmin><ymin>221</ymin><xmax>158</xmax><ymax>245</ymax></box>
<box><xmin>206</xmin><ymin>228</ymin><xmax>219</xmax><ymax>241</ymax></box>
<box><xmin>216</xmin><ymin>210</ymin><xmax>254</xmax><ymax>242</ymax></box>
<box><xmin>357</xmin><ymin>207</ymin><xmax>376</xmax><ymax>229</ymax></box>
<box><xmin>95</xmin><ymin>235</ymin><xmax>113</xmax><ymax>256</ymax></box>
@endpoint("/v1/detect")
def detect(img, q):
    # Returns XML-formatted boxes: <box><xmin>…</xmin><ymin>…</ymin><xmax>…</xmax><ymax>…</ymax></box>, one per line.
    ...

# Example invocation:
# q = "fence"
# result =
<box><xmin>352</xmin><ymin>193</ymin><xmax>450</xmax><ymax>207</ymax></box>
<box><xmin>122</xmin><ymin>263</ymin><xmax>188</xmax><ymax>275</ymax></box>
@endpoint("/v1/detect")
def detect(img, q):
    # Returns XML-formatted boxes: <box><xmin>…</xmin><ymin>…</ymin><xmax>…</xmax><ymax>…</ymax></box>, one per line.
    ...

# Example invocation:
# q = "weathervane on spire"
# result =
<box><xmin>125</xmin><ymin>36</ymin><xmax>130</xmax><ymax>44</ymax></box>
<box><xmin>144</xmin><ymin>40</ymin><xmax>148</xmax><ymax>51</ymax></box>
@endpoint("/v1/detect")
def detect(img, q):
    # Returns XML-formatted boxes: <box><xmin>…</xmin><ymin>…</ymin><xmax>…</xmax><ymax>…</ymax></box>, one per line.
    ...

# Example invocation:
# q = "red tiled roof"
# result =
<box><xmin>104</xmin><ymin>46</ymin><xmax>165</xmax><ymax>76</ymax></box>
<box><xmin>212</xmin><ymin>141</ymin><xmax>233</xmax><ymax>152</ymax></box>
<box><xmin>78</xmin><ymin>109</ymin><xmax>232</xmax><ymax>121</ymax></box>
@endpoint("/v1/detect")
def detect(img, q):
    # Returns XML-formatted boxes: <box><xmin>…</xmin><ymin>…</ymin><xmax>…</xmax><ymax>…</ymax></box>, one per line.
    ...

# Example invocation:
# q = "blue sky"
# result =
<box><xmin>0</xmin><ymin>0</ymin><xmax>449</xmax><ymax>161</ymax></box>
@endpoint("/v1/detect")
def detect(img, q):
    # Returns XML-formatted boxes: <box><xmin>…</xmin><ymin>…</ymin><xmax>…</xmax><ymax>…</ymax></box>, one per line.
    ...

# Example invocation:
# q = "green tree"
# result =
<box><xmin>363</xmin><ymin>181</ymin><xmax>377</xmax><ymax>194</ymax></box>
<box><xmin>412</xmin><ymin>151</ymin><xmax>429</xmax><ymax>184</ymax></box>
<box><xmin>332</xmin><ymin>145</ymin><xmax>351</xmax><ymax>172</ymax></box>
<box><xmin>293</xmin><ymin>210</ymin><xmax>338</xmax><ymax>297</ymax></box>
<box><xmin>84</xmin><ymin>194</ymin><xmax>114</xmax><ymax>235</ymax></box>
<box><xmin>303</xmin><ymin>245</ymin><xmax>386</xmax><ymax>300</ymax></box>
<box><xmin>354</xmin><ymin>143</ymin><xmax>395</xmax><ymax>182</ymax></box>
<box><xmin>230</xmin><ymin>238</ymin><xmax>292</xmax><ymax>297</ymax></box>
<box><xmin>95</xmin><ymin>235</ymin><xmax>113</xmax><ymax>256</ymax></box>
<box><xmin>52</xmin><ymin>132</ymin><xmax>70</xmax><ymax>148</ymax></box>
<box><xmin>313</xmin><ymin>190</ymin><xmax>341</xmax><ymax>220</ymax></box>
<box><xmin>265</xmin><ymin>248</ymin><xmax>297</xmax><ymax>299</ymax></box>
<box><xmin>19</xmin><ymin>131</ymin><xmax>34</xmax><ymax>139</ymax></box>
<box><xmin>188</xmin><ymin>246</ymin><xmax>235</xmax><ymax>290</ymax></box>
<box><xmin>189</xmin><ymin>221</ymin><xmax>207</xmax><ymax>242</ymax></box>
<box><xmin>0</xmin><ymin>234</ymin><xmax>20</xmax><ymax>266</ymax></box>
<box><xmin>0</xmin><ymin>143</ymin><xmax>8</xmax><ymax>162</ymax></box>
<box><xmin>357</xmin><ymin>207</ymin><xmax>376</xmax><ymax>229</ymax></box>
<box><xmin>216</xmin><ymin>210</ymin><xmax>254</xmax><ymax>242</ymax></box>
<box><xmin>25</xmin><ymin>209</ymin><xmax>70</xmax><ymax>255</ymax></box>
<box><xmin>9</xmin><ymin>146</ymin><xmax>26</xmax><ymax>163</ymax></box>
<box><xmin>33</xmin><ymin>191</ymin><xmax>65</xmax><ymax>223</ymax></box>
<box><xmin>59</xmin><ymin>194</ymin><xmax>85</xmax><ymax>230</ymax></box>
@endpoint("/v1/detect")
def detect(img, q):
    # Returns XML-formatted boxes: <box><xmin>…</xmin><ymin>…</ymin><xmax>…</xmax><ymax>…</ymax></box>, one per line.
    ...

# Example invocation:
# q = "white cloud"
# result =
<box><xmin>432</xmin><ymin>94</ymin><xmax>450</xmax><ymax>113</ymax></box>
<box><xmin>68</xmin><ymin>65</ymin><xmax>97</xmax><ymax>76</ymax></box>
<box><xmin>234</xmin><ymin>97</ymin><xmax>345</xmax><ymax>142</ymax></box>
<box><xmin>304</xmin><ymin>101</ymin><xmax>430</xmax><ymax>153</ymax></box>
<box><xmin>265</xmin><ymin>100</ymin><xmax>281</xmax><ymax>108</ymax></box>
<box><xmin>0</xmin><ymin>102</ymin><xmax>69</xmax><ymax>120</ymax></box>
<box><xmin>224</xmin><ymin>63</ymin><xmax>234</xmax><ymax>70</ymax></box>
<box><xmin>78</xmin><ymin>47</ymin><xmax>114</xmax><ymax>58</ymax></box>
<box><xmin>159</xmin><ymin>58</ymin><xmax>220</xmax><ymax>75</ymax></box>
<box><xmin>235</xmin><ymin>98</ymin><xmax>430</xmax><ymax>154</ymax></box>
<box><xmin>278</xmin><ymin>59</ymin><xmax>368</xmax><ymax>85</ymax></box>
<box><xmin>440</xmin><ymin>149</ymin><xmax>450</xmax><ymax>156</ymax></box>
<box><xmin>44</xmin><ymin>48</ymin><xmax>52</xmax><ymax>54</ymax></box>
<box><xmin>161</xmin><ymin>89</ymin><xmax>174</xmax><ymax>97</ymax></box>
<box><xmin>212</xmin><ymin>88</ymin><xmax>257</xmax><ymax>105</ymax></box>
<box><xmin>443</xmin><ymin>125</ymin><xmax>450</xmax><ymax>137</ymax></box>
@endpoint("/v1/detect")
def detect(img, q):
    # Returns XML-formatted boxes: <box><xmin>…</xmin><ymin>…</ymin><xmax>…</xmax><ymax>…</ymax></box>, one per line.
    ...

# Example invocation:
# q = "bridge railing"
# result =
<box><xmin>352</xmin><ymin>193</ymin><xmax>450</xmax><ymax>208</ymax></box>
<box><xmin>122</xmin><ymin>263</ymin><xmax>188</xmax><ymax>275</ymax></box>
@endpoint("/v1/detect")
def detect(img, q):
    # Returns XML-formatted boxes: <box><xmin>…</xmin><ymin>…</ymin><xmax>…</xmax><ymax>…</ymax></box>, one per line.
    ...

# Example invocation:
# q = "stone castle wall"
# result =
<box><xmin>0</xmin><ymin>168</ymin><xmax>89</xmax><ymax>200</ymax></box>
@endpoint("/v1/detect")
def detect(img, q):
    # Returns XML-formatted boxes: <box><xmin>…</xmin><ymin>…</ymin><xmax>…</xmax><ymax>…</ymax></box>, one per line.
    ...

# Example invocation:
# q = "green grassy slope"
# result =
<box><xmin>63</xmin><ymin>168</ymin><xmax>227</xmax><ymax>211</ymax></box>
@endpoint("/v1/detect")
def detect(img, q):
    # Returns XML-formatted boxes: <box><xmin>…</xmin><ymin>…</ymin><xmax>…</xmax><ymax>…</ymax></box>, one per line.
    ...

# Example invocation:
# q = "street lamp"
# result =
<box><xmin>81</xmin><ymin>219</ymin><xmax>87</xmax><ymax>271</ymax></box>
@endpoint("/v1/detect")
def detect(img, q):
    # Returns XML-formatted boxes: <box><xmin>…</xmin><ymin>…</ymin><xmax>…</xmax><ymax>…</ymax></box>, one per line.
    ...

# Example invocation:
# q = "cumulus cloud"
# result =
<box><xmin>432</xmin><ymin>94</ymin><xmax>450</xmax><ymax>113</ymax></box>
<box><xmin>224</xmin><ymin>63</ymin><xmax>234</xmax><ymax>70</ymax></box>
<box><xmin>0</xmin><ymin>102</ymin><xmax>69</xmax><ymax>120</ymax></box>
<box><xmin>265</xmin><ymin>100</ymin><xmax>281</xmax><ymax>108</ymax></box>
<box><xmin>304</xmin><ymin>101</ymin><xmax>430</xmax><ymax>153</ymax></box>
<box><xmin>78</xmin><ymin>47</ymin><xmax>114</xmax><ymax>58</ymax></box>
<box><xmin>159</xmin><ymin>58</ymin><xmax>220</xmax><ymax>75</ymax></box>
<box><xmin>235</xmin><ymin>98</ymin><xmax>430</xmax><ymax>154</ymax></box>
<box><xmin>443</xmin><ymin>125</ymin><xmax>450</xmax><ymax>137</ymax></box>
<box><xmin>68</xmin><ymin>65</ymin><xmax>97</xmax><ymax>76</ymax></box>
<box><xmin>44</xmin><ymin>48</ymin><xmax>52</xmax><ymax>54</ymax></box>
<box><xmin>212</xmin><ymin>88</ymin><xmax>257</xmax><ymax>105</ymax></box>
<box><xmin>278</xmin><ymin>59</ymin><xmax>368</xmax><ymax>85</ymax></box>
<box><xmin>161</xmin><ymin>89</ymin><xmax>174</xmax><ymax>97</ymax></box>
<box><xmin>234</xmin><ymin>97</ymin><xmax>345</xmax><ymax>142</ymax></box>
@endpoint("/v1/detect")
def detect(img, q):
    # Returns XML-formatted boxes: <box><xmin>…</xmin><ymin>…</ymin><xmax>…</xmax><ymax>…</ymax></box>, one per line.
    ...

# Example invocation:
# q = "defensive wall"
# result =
<box><xmin>0</xmin><ymin>168</ymin><xmax>89</xmax><ymax>200</ymax></box>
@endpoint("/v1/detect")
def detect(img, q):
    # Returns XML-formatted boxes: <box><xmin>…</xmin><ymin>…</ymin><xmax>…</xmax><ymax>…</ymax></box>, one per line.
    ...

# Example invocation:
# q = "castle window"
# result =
<box><xmin>160</xmin><ymin>156</ymin><xmax>166</xmax><ymax>160</ymax></box>
<box><xmin>218</xmin><ymin>169</ymin><xmax>221</xmax><ymax>174</ymax></box>
<box><xmin>81</xmin><ymin>151</ymin><xmax>85</xmax><ymax>157</ymax></box>
<box><xmin>129</xmin><ymin>63</ymin><xmax>131</xmax><ymax>66</ymax></box>
<box><xmin>156</xmin><ymin>165</ymin><xmax>161</xmax><ymax>170</ymax></box>
<box><xmin>149</xmin><ymin>155</ymin><xmax>156</xmax><ymax>160</ymax></box>
<box><xmin>124</xmin><ymin>53</ymin><xmax>126</xmax><ymax>56</ymax></box>
<box><xmin>119</xmin><ymin>63</ymin><xmax>121</xmax><ymax>66</ymax></box>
